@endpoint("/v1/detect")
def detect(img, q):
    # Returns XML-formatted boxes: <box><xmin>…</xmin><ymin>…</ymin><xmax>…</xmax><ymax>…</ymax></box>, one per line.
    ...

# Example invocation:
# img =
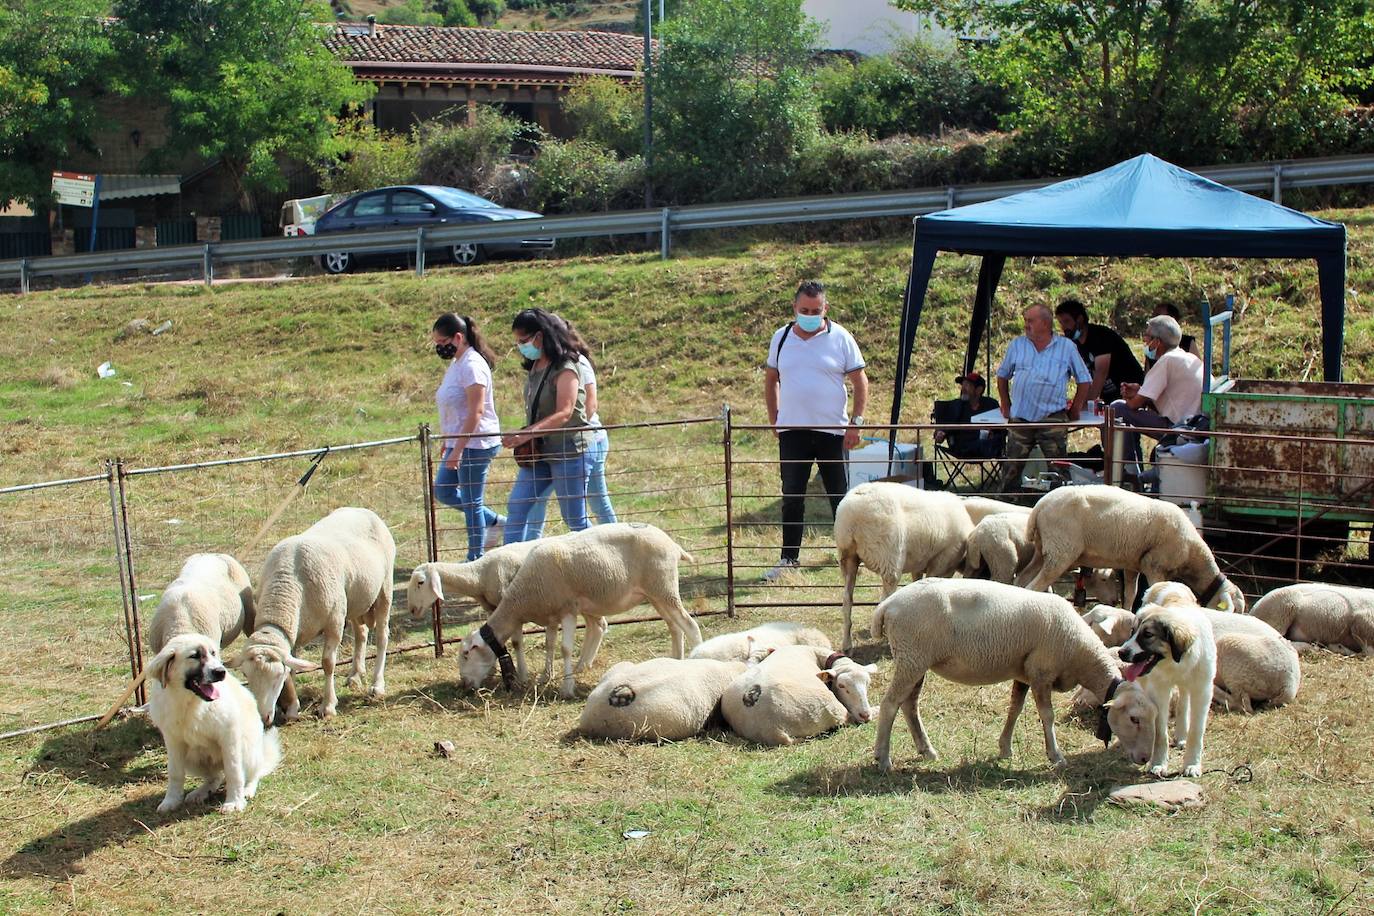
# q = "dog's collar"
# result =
<box><xmin>1199</xmin><ymin>574</ymin><xmax>1227</xmax><ymax>606</ymax></box>
<box><xmin>1096</xmin><ymin>676</ymin><xmax>1124</xmax><ymax>747</ymax></box>
<box><xmin>823</xmin><ymin>652</ymin><xmax>847</xmax><ymax>670</ymax></box>
<box><xmin>478</xmin><ymin>623</ymin><xmax>517</xmax><ymax>690</ymax></box>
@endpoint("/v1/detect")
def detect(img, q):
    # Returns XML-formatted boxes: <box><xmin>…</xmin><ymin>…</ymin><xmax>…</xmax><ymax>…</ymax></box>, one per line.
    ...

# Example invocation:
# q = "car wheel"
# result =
<box><xmin>322</xmin><ymin>251</ymin><xmax>352</xmax><ymax>274</ymax></box>
<box><xmin>451</xmin><ymin>242</ymin><xmax>485</xmax><ymax>266</ymax></box>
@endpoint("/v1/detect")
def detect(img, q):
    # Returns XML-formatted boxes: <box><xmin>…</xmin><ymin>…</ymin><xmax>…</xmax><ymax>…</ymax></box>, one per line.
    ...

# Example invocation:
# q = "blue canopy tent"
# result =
<box><xmin>889</xmin><ymin>154</ymin><xmax>1348</xmax><ymax>431</ymax></box>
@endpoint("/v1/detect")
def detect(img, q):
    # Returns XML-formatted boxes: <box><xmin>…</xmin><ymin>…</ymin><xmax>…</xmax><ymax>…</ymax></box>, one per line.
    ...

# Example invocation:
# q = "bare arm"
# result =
<box><xmin>845</xmin><ymin>368</ymin><xmax>869</xmax><ymax>450</ymax></box>
<box><xmin>1089</xmin><ymin>354</ymin><xmax>1110</xmax><ymax>401</ymax></box>
<box><xmin>584</xmin><ymin>380</ymin><xmax>598</xmax><ymax>420</ymax></box>
<box><xmin>763</xmin><ymin>366</ymin><xmax>780</xmax><ymax>438</ymax></box>
<box><xmin>1068</xmin><ymin>380</ymin><xmax>1089</xmax><ymax>421</ymax></box>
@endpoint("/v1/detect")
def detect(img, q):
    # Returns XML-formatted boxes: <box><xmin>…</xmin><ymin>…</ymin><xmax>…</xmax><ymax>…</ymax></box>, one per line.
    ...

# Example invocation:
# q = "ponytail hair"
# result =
<box><xmin>433</xmin><ymin>312</ymin><xmax>497</xmax><ymax>367</ymax></box>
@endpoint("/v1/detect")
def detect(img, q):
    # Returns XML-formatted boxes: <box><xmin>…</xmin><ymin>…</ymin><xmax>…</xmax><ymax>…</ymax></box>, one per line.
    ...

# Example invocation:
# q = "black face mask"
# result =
<box><xmin>435</xmin><ymin>342</ymin><xmax>457</xmax><ymax>360</ymax></box>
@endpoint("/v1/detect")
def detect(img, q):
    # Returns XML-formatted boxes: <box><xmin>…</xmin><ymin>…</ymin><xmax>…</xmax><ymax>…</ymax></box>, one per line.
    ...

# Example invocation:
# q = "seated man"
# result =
<box><xmin>924</xmin><ymin>372</ymin><xmax>1002</xmax><ymax>488</ymax></box>
<box><xmin>1112</xmin><ymin>314</ymin><xmax>1204</xmax><ymax>471</ymax></box>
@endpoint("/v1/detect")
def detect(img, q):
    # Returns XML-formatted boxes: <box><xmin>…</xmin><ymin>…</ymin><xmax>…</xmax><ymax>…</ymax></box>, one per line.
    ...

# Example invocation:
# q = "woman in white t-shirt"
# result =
<box><xmin>431</xmin><ymin>313</ymin><xmax>504</xmax><ymax>560</ymax></box>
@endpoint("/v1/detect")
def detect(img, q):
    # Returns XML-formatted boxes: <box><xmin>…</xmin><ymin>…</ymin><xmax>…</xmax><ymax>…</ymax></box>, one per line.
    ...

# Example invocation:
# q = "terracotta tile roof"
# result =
<box><xmin>325</xmin><ymin>23</ymin><xmax>650</xmax><ymax>74</ymax></box>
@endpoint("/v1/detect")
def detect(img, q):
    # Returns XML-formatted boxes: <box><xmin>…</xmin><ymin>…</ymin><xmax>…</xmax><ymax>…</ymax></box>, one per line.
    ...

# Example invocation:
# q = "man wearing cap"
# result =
<box><xmin>996</xmin><ymin>304</ymin><xmax>1092</xmax><ymax>493</ymax></box>
<box><xmin>761</xmin><ymin>279</ymin><xmax>869</xmax><ymax>581</ymax></box>
<box><xmin>923</xmin><ymin>371</ymin><xmax>1003</xmax><ymax>488</ymax></box>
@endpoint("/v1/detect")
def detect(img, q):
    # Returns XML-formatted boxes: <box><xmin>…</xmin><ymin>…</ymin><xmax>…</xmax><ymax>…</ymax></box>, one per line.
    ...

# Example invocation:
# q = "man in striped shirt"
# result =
<box><xmin>995</xmin><ymin>304</ymin><xmax>1092</xmax><ymax>493</ymax></box>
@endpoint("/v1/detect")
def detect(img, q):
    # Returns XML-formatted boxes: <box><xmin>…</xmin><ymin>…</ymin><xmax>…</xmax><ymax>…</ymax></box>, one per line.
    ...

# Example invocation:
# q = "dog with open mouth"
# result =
<box><xmin>145</xmin><ymin>634</ymin><xmax>282</xmax><ymax>813</ymax></box>
<box><xmin>1110</xmin><ymin>603</ymin><xmax>1216</xmax><ymax>777</ymax></box>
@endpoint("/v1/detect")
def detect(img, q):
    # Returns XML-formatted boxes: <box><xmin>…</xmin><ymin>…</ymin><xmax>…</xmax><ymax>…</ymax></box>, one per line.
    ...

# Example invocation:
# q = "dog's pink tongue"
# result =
<box><xmin>1123</xmin><ymin>661</ymin><xmax>1148</xmax><ymax>682</ymax></box>
<box><xmin>205</xmin><ymin>683</ymin><xmax>220</xmax><ymax>701</ymax></box>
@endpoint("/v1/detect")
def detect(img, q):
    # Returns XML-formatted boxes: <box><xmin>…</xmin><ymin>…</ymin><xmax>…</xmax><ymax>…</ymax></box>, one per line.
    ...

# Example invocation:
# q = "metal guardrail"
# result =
<box><xmin>3</xmin><ymin>153</ymin><xmax>1373</xmax><ymax>290</ymax></box>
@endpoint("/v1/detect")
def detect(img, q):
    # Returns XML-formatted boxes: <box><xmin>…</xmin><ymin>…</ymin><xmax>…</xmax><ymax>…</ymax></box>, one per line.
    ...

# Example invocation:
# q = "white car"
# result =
<box><xmin>280</xmin><ymin>194</ymin><xmax>340</xmax><ymax>237</ymax></box>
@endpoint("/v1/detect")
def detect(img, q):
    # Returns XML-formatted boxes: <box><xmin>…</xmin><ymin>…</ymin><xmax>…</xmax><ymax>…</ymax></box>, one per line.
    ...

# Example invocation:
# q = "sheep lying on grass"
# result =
<box><xmin>578</xmin><ymin>657</ymin><xmax>746</xmax><ymax>741</ymax></box>
<box><xmin>149</xmin><ymin>553</ymin><xmax>256</xmax><ymax>653</ymax></box>
<box><xmin>1018</xmin><ymin>485</ymin><xmax>1245</xmax><ymax>613</ymax></box>
<box><xmin>870</xmin><ymin>578</ymin><xmax>1120</xmax><ymax>772</ymax></box>
<box><xmin>835</xmin><ymin>482</ymin><xmax>975</xmax><ymax>652</ymax></box>
<box><xmin>721</xmin><ymin>645</ymin><xmax>876</xmax><ymax>746</ymax></box>
<box><xmin>457</xmin><ymin>523</ymin><xmax>701</xmax><ymax>699</ymax></box>
<box><xmin>232</xmin><ymin>507</ymin><xmax>396</xmax><ymax>723</ymax></box>
<box><xmin>689</xmin><ymin>621</ymin><xmax>831</xmax><ymax>663</ymax></box>
<box><xmin>1248</xmin><ymin>582</ymin><xmax>1374</xmax><ymax>656</ymax></box>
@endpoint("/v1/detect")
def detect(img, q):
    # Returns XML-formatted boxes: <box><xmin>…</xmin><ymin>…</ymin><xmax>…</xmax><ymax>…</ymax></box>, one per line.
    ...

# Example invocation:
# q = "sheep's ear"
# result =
<box><xmin>430</xmin><ymin>572</ymin><xmax>444</xmax><ymax>603</ymax></box>
<box><xmin>816</xmin><ymin>670</ymin><xmax>835</xmax><ymax>684</ymax></box>
<box><xmin>1095</xmin><ymin>618</ymin><xmax>1115</xmax><ymax>636</ymax></box>
<box><xmin>284</xmin><ymin>653</ymin><xmax>319</xmax><ymax>673</ymax></box>
<box><xmin>226</xmin><ymin>652</ymin><xmax>245</xmax><ymax>670</ymax></box>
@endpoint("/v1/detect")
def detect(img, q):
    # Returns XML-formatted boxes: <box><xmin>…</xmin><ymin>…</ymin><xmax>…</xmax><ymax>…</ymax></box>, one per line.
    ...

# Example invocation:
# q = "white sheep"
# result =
<box><xmin>231</xmin><ymin>507</ymin><xmax>396</xmax><ymax>724</ymax></box>
<box><xmin>870</xmin><ymin>578</ymin><xmax>1121</xmax><ymax>771</ymax></box>
<box><xmin>835</xmin><ymin>482</ymin><xmax>975</xmax><ymax>652</ymax></box>
<box><xmin>721</xmin><ymin>645</ymin><xmax>876</xmax><ymax>746</ymax></box>
<box><xmin>1017</xmin><ymin>485</ymin><xmax>1245</xmax><ymax>613</ymax></box>
<box><xmin>960</xmin><ymin>496</ymin><xmax>1031</xmax><ymax>525</ymax></box>
<box><xmin>1248</xmin><ymin>582</ymin><xmax>1374</xmax><ymax>656</ymax></box>
<box><xmin>688</xmin><ymin>621</ymin><xmax>831</xmax><ymax>662</ymax></box>
<box><xmin>1082</xmin><ymin>603</ymin><xmax>1136</xmax><ymax>647</ymax></box>
<box><xmin>577</xmin><ymin>657</ymin><xmax>746</xmax><ymax>741</ymax></box>
<box><xmin>456</xmin><ymin>522</ymin><xmax>702</xmax><ymax>699</ymax></box>
<box><xmin>148</xmin><ymin>553</ymin><xmax>256</xmax><ymax>653</ymax></box>
<box><xmin>962</xmin><ymin>513</ymin><xmax>1036</xmax><ymax>583</ymax></box>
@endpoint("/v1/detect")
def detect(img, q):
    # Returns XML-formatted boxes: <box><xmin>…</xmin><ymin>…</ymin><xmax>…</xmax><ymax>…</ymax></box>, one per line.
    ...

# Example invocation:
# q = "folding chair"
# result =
<box><xmin>930</xmin><ymin>399</ymin><xmax>1005</xmax><ymax>492</ymax></box>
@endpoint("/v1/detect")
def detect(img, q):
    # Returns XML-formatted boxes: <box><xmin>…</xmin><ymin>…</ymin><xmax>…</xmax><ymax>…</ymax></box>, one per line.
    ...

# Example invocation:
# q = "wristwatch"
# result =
<box><xmin>850</xmin><ymin>415</ymin><xmax>864</xmax><ymax>426</ymax></box>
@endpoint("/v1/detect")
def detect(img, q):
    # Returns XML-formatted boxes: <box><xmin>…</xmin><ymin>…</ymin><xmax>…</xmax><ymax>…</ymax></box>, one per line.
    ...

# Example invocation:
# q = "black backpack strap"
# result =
<box><xmin>772</xmin><ymin>321</ymin><xmax>795</xmax><ymax>378</ymax></box>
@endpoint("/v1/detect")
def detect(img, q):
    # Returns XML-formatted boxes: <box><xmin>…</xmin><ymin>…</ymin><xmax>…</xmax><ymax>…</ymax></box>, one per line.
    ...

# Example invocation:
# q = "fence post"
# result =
<box><xmin>1102</xmin><ymin>409</ymin><xmax>1116</xmax><ymax>487</ymax></box>
<box><xmin>106</xmin><ymin>458</ymin><xmax>146</xmax><ymax>705</ymax></box>
<box><xmin>19</xmin><ymin>258</ymin><xmax>29</xmax><ymax>295</ymax></box>
<box><xmin>1272</xmin><ymin>164</ymin><xmax>1283</xmax><ymax>204</ymax></box>
<box><xmin>419</xmin><ymin>424</ymin><xmax>443</xmax><ymax>656</ymax></box>
<box><xmin>1296</xmin><ymin>438</ymin><xmax>1306</xmax><ymax>584</ymax></box>
<box><xmin>722</xmin><ymin>404</ymin><xmax>736</xmax><ymax>618</ymax></box>
<box><xmin>660</xmin><ymin>207</ymin><xmax>671</xmax><ymax>259</ymax></box>
<box><xmin>202</xmin><ymin>243</ymin><xmax>214</xmax><ymax>287</ymax></box>
<box><xmin>415</xmin><ymin>227</ymin><xmax>427</xmax><ymax>278</ymax></box>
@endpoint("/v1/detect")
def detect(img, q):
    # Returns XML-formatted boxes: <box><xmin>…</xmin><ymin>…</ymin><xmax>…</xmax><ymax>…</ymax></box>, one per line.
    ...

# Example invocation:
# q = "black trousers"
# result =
<box><xmin>778</xmin><ymin>429</ymin><xmax>848</xmax><ymax>561</ymax></box>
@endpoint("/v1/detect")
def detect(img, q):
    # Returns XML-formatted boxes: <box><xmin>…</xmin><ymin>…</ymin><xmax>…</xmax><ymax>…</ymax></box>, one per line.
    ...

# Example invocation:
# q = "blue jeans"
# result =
<box><xmin>505</xmin><ymin>451</ymin><xmax>591</xmax><ymax>544</ymax></box>
<box><xmin>434</xmin><ymin>445</ymin><xmax>501</xmax><ymax>560</ymax></box>
<box><xmin>525</xmin><ymin>433</ymin><xmax>617</xmax><ymax>536</ymax></box>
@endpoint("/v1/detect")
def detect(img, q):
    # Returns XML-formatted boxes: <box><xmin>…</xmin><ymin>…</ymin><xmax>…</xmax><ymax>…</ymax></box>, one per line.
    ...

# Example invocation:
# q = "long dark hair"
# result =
<box><xmin>433</xmin><ymin>313</ymin><xmax>497</xmax><ymax>368</ymax></box>
<box><xmin>554</xmin><ymin>313</ymin><xmax>594</xmax><ymax>369</ymax></box>
<box><xmin>512</xmin><ymin>308</ymin><xmax>577</xmax><ymax>370</ymax></box>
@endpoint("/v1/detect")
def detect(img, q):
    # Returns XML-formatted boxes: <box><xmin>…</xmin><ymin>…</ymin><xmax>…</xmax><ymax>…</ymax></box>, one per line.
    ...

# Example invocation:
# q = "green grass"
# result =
<box><xmin>1</xmin><ymin>221</ymin><xmax>1373</xmax><ymax>912</ymax></box>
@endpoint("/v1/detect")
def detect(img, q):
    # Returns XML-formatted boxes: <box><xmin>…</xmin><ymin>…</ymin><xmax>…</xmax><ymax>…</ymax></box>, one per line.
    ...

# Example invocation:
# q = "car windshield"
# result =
<box><xmin>426</xmin><ymin>187</ymin><xmax>500</xmax><ymax>210</ymax></box>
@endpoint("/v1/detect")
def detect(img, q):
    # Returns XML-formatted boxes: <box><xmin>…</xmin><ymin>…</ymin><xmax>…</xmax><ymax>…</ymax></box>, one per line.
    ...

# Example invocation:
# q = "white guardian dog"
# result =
<box><xmin>145</xmin><ymin>634</ymin><xmax>282</xmax><ymax>813</ymax></box>
<box><xmin>1112</xmin><ymin>603</ymin><xmax>1217</xmax><ymax>777</ymax></box>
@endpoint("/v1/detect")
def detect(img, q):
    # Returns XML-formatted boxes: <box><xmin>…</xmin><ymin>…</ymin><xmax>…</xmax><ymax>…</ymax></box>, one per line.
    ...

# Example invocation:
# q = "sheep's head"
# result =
<box><xmin>408</xmin><ymin>565</ymin><xmax>443</xmax><ymax>618</ymax></box>
<box><xmin>229</xmin><ymin>645</ymin><xmax>318</xmax><ymax>725</ymax></box>
<box><xmin>1142</xmin><ymin>581</ymin><xmax>1197</xmax><ymax>608</ymax></box>
<box><xmin>1104</xmin><ymin>680</ymin><xmax>1157</xmax><ymax>766</ymax></box>
<box><xmin>1086</xmin><ymin>568</ymin><xmax>1123</xmax><ymax>606</ymax></box>
<box><xmin>458</xmin><ymin>630</ymin><xmax>497</xmax><ymax>689</ymax></box>
<box><xmin>1216</xmin><ymin>579</ymin><xmax>1246</xmax><ymax>614</ymax></box>
<box><xmin>818</xmin><ymin>657</ymin><xmax>878</xmax><ymax>724</ymax></box>
<box><xmin>1083</xmin><ymin>604</ymin><xmax>1133</xmax><ymax>648</ymax></box>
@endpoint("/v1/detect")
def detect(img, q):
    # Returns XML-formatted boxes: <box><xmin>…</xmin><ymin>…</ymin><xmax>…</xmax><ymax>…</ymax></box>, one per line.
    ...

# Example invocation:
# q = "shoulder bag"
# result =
<box><xmin>513</xmin><ymin>366</ymin><xmax>551</xmax><ymax>469</ymax></box>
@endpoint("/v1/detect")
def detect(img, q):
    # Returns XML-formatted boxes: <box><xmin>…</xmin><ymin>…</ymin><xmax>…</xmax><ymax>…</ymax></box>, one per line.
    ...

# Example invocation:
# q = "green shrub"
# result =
<box><xmin>379</xmin><ymin>0</ymin><xmax>443</xmax><ymax>25</ymax></box>
<box><xmin>562</xmin><ymin>76</ymin><xmax>643</xmax><ymax>158</ymax></box>
<box><xmin>463</xmin><ymin>0</ymin><xmax>504</xmax><ymax>24</ymax></box>
<box><xmin>791</xmin><ymin>130</ymin><xmax>1011</xmax><ymax>196</ymax></box>
<box><xmin>527</xmin><ymin>138</ymin><xmax>646</xmax><ymax>213</ymax></box>
<box><xmin>414</xmin><ymin>107</ymin><xmax>537</xmax><ymax>200</ymax></box>
<box><xmin>316</xmin><ymin>118</ymin><xmax>419</xmax><ymax>195</ymax></box>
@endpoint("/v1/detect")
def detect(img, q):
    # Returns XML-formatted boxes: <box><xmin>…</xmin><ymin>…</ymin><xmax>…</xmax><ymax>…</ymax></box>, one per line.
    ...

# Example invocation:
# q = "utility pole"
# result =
<box><xmin>642</xmin><ymin>0</ymin><xmax>653</xmax><ymax>208</ymax></box>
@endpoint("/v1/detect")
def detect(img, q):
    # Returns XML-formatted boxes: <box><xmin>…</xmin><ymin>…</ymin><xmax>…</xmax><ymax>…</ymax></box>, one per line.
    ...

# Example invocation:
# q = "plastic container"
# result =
<box><xmin>1156</xmin><ymin>440</ymin><xmax>1209</xmax><ymax>506</ymax></box>
<box><xmin>848</xmin><ymin>441</ymin><xmax>921</xmax><ymax>490</ymax></box>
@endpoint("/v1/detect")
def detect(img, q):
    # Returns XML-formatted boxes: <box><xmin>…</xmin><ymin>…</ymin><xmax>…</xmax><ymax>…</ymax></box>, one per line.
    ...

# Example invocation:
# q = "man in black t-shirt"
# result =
<box><xmin>1055</xmin><ymin>299</ymin><xmax>1144</xmax><ymax>404</ymax></box>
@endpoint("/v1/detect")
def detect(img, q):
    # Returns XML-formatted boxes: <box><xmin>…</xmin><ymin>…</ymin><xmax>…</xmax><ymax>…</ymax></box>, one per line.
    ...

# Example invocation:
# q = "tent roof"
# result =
<box><xmin>916</xmin><ymin>154</ymin><xmax>1345</xmax><ymax>259</ymax></box>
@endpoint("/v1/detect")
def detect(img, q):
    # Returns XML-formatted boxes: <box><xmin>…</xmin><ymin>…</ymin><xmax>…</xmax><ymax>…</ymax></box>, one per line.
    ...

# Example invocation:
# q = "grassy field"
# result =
<box><xmin>2</xmin><ymin>219</ymin><xmax>1373</xmax><ymax>912</ymax></box>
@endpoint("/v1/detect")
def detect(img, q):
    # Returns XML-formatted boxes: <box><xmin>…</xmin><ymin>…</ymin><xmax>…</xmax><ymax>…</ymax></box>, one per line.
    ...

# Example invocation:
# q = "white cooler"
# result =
<box><xmin>848</xmin><ymin>440</ymin><xmax>921</xmax><ymax>490</ymax></box>
<box><xmin>1155</xmin><ymin>440</ymin><xmax>1209</xmax><ymax>506</ymax></box>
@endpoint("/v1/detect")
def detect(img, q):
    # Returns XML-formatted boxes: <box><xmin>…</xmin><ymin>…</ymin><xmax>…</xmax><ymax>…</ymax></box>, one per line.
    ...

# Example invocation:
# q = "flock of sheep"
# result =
<box><xmin>134</xmin><ymin>480</ymin><xmax>1374</xmax><ymax>812</ymax></box>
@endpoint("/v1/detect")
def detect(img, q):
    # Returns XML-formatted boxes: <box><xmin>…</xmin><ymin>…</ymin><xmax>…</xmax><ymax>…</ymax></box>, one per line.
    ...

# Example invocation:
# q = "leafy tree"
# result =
<box><xmin>561</xmin><ymin>76</ymin><xmax>643</xmax><ymax>157</ymax></box>
<box><xmin>316</xmin><ymin>118</ymin><xmax>419</xmax><ymax>194</ymax></box>
<box><xmin>380</xmin><ymin>0</ymin><xmax>444</xmax><ymax>25</ymax></box>
<box><xmin>895</xmin><ymin>0</ymin><xmax>1374</xmax><ymax>170</ymax></box>
<box><xmin>114</xmin><ymin>0</ymin><xmax>373</xmax><ymax>210</ymax></box>
<box><xmin>0</xmin><ymin>0</ymin><xmax>116</xmax><ymax>207</ymax></box>
<box><xmin>463</xmin><ymin>0</ymin><xmax>506</xmax><ymax>25</ymax></box>
<box><xmin>414</xmin><ymin>105</ymin><xmax>536</xmax><ymax>198</ymax></box>
<box><xmin>652</xmin><ymin>0</ymin><xmax>821</xmax><ymax>202</ymax></box>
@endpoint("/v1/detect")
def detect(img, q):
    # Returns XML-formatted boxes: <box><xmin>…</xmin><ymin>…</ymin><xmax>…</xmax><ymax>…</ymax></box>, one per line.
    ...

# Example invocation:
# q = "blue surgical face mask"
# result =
<box><xmin>795</xmin><ymin>312</ymin><xmax>824</xmax><ymax>333</ymax></box>
<box><xmin>1072</xmin><ymin>327</ymin><xmax>1084</xmax><ymax>342</ymax></box>
<box><xmin>517</xmin><ymin>341</ymin><xmax>541</xmax><ymax>360</ymax></box>
<box><xmin>1144</xmin><ymin>346</ymin><xmax>1157</xmax><ymax>361</ymax></box>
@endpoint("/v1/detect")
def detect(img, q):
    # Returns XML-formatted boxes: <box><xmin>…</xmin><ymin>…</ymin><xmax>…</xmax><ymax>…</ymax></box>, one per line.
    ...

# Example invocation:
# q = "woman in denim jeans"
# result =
<box><xmin>524</xmin><ymin>319</ymin><xmax>617</xmax><ymax>536</ymax></box>
<box><xmin>430</xmin><ymin>313</ymin><xmax>505</xmax><ymax>560</ymax></box>
<box><xmin>501</xmin><ymin>308</ymin><xmax>592</xmax><ymax>542</ymax></box>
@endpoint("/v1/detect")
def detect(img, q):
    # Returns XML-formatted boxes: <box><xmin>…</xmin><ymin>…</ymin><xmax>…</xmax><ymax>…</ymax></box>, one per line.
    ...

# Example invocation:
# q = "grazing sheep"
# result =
<box><xmin>961</xmin><ymin>496</ymin><xmax>1032</xmax><ymax>525</ymax></box>
<box><xmin>148</xmin><ymin>553</ymin><xmax>256</xmax><ymax>653</ymax></box>
<box><xmin>232</xmin><ymin>507</ymin><xmax>396</xmax><ymax>724</ymax></box>
<box><xmin>1083</xmin><ymin>603</ymin><xmax>1136</xmax><ymax>647</ymax></box>
<box><xmin>1018</xmin><ymin>485</ymin><xmax>1245</xmax><ymax>613</ymax></box>
<box><xmin>1248</xmin><ymin>583</ymin><xmax>1374</xmax><ymax>656</ymax></box>
<box><xmin>457</xmin><ymin>523</ymin><xmax>702</xmax><ymax>699</ymax></box>
<box><xmin>721</xmin><ymin>646</ymin><xmax>876</xmax><ymax>746</ymax></box>
<box><xmin>870</xmin><ymin>578</ymin><xmax>1121</xmax><ymax>772</ymax></box>
<box><xmin>688</xmin><ymin>621</ymin><xmax>831</xmax><ymax>663</ymax></box>
<box><xmin>963</xmin><ymin>513</ymin><xmax>1036</xmax><ymax>583</ymax></box>
<box><xmin>578</xmin><ymin>657</ymin><xmax>746</xmax><ymax>741</ymax></box>
<box><xmin>835</xmin><ymin>482</ymin><xmax>975</xmax><ymax>652</ymax></box>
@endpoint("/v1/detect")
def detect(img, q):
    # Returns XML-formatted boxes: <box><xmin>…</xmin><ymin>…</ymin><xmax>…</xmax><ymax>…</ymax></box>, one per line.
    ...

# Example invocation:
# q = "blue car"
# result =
<box><xmin>313</xmin><ymin>185</ymin><xmax>554</xmax><ymax>274</ymax></box>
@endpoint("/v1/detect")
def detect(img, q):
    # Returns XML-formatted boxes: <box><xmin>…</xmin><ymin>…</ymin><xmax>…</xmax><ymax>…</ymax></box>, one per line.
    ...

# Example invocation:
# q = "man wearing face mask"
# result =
<box><xmin>761</xmin><ymin>279</ymin><xmax>869</xmax><ymax>581</ymax></box>
<box><xmin>1054</xmin><ymin>298</ymin><xmax>1143</xmax><ymax>406</ymax></box>
<box><xmin>1112</xmin><ymin>314</ymin><xmax>1204</xmax><ymax>473</ymax></box>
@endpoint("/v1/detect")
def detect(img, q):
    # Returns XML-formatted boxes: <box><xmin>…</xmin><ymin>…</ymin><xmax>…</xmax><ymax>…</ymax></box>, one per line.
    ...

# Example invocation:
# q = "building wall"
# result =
<box><xmin>803</xmin><ymin>0</ymin><xmax>954</xmax><ymax>54</ymax></box>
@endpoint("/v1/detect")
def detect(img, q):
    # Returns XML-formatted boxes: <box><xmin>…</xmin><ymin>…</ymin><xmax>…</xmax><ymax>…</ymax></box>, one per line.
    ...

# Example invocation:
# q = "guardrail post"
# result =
<box><xmin>1272</xmin><ymin>164</ymin><xmax>1283</xmax><ymax>204</ymax></box>
<box><xmin>415</xmin><ymin>227</ymin><xmax>427</xmax><ymax>278</ymax></box>
<box><xmin>202</xmin><ymin>243</ymin><xmax>214</xmax><ymax>287</ymax></box>
<box><xmin>419</xmin><ymin>424</ymin><xmax>443</xmax><ymax>656</ymax></box>
<box><xmin>946</xmin><ymin>186</ymin><xmax>957</xmax><ymax>210</ymax></box>
<box><xmin>660</xmin><ymin>207</ymin><xmax>671</xmax><ymax>259</ymax></box>
<box><xmin>722</xmin><ymin>403</ymin><xmax>735</xmax><ymax>618</ymax></box>
<box><xmin>18</xmin><ymin>258</ymin><xmax>30</xmax><ymax>294</ymax></box>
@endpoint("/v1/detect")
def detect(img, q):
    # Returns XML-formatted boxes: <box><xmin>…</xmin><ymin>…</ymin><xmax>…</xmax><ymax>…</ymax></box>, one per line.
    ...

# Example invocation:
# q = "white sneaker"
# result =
<box><xmin>483</xmin><ymin>517</ymin><xmax>506</xmax><ymax>551</ymax></box>
<box><xmin>760</xmin><ymin>559</ymin><xmax>800</xmax><ymax>582</ymax></box>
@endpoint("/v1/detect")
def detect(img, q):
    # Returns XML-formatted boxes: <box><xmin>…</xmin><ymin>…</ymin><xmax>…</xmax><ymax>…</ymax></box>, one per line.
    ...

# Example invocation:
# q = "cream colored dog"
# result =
<box><xmin>1113</xmin><ymin>603</ymin><xmax>1216</xmax><ymax>777</ymax></box>
<box><xmin>145</xmin><ymin>634</ymin><xmax>282</xmax><ymax>814</ymax></box>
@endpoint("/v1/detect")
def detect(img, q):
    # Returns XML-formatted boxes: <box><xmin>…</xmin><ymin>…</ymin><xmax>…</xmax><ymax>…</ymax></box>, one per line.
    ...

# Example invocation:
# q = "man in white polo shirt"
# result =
<box><xmin>761</xmin><ymin>280</ymin><xmax>869</xmax><ymax>581</ymax></box>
